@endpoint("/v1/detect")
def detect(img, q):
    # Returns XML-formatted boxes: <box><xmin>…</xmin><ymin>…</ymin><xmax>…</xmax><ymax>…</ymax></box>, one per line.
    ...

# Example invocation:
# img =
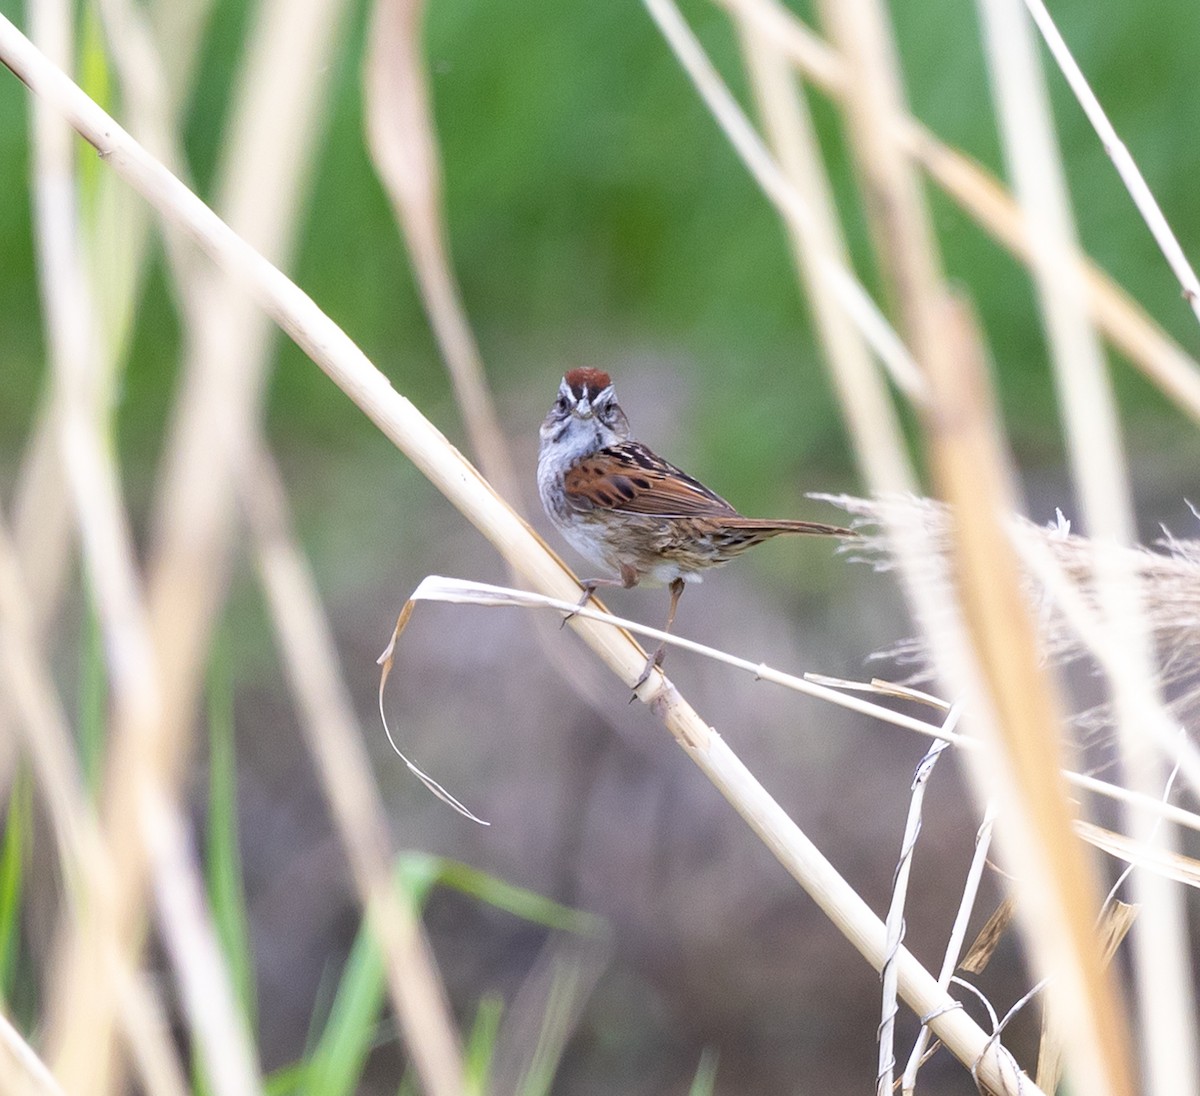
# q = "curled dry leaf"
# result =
<box><xmin>377</xmin><ymin>598</ymin><xmax>490</xmax><ymax>825</ymax></box>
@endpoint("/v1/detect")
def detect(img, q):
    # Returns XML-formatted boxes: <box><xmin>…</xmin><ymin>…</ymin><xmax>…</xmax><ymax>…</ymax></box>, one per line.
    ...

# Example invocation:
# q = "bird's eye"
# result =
<box><xmin>556</xmin><ymin>395</ymin><xmax>570</xmax><ymax>412</ymax></box>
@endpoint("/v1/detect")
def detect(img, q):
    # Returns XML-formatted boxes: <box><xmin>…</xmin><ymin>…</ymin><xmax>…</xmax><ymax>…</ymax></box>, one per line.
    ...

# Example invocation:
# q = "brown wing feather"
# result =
<box><xmin>562</xmin><ymin>442</ymin><xmax>738</xmax><ymax>518</ymax></box>
<box><xmin>716</xmin><ymin>517</ymin><xmax>856</xmax><ymax>537</ymax></box>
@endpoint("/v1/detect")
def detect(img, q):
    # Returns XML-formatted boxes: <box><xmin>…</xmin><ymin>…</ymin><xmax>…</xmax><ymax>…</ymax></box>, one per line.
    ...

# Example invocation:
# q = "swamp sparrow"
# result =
<box><xmin>538</xmin><ymin>368</ymin><xmax>854</xmax><ymax>685</ymax></box>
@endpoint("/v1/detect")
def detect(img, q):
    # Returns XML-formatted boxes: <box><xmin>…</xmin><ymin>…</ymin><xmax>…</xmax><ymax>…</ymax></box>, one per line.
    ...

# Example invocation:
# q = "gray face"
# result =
<box><xmin>539</xmin><ymin>377</ymin><xmax>631</xmax><ymax>458</ymax></box>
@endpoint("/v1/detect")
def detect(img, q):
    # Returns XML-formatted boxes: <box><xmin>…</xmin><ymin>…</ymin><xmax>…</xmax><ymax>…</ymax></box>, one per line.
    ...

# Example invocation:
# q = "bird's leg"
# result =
<box><xmin>634</xmin><ymin>577</ymin><xmax>685</xmax><ymax>689</ymax></box>
<box><xmin>562</xmin><ymin>563</ymin><xmax>639</xmax><ymax>626</ymax></box>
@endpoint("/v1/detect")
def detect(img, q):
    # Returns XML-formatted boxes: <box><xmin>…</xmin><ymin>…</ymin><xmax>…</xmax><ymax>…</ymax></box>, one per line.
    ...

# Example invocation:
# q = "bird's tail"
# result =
<box><xmin>727</xmin><ymin>518</ymin><xmax>857</xmax><ymax>538</ymax></box>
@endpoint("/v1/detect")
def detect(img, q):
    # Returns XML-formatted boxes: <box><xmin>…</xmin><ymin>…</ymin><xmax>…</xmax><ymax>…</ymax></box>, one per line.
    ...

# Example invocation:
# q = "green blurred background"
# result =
<box><xmin>2</xmin><ymin>0</ymin><xmax>1199</xmax><ymax>1091</ymax></box>
<box><xmin>3</xmin><ymin>0</ymin><xmax>1198</xmax><ymax>498</ymax></box>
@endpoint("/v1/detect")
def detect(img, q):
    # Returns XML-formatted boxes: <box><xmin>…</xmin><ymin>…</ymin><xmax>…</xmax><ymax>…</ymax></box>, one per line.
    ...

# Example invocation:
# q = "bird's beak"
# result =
<box><xmin>573</xmin><ymin>397</ymin><xmax>594</xmax><ymax>419</ymax></box>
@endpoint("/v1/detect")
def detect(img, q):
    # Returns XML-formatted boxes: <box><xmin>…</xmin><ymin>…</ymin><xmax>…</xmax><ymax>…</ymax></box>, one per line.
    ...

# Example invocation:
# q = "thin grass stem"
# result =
<box><xmin>1021</xmin><ymin>0</ymin><xmax>1200</xmax><ymax>328</ymax></box>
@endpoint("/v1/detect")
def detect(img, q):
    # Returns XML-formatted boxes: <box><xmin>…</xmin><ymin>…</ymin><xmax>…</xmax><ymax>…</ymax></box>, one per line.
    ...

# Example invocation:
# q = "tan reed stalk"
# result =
<box><xmin>31</xmin><ymin>0</ymin><xmax>365</xmax><ymax>1090</ymax></box>
<box><xmin>118</xmin><ymin>978</ymin><xmax>192</xmax><ymax>1096</ymax></box>
<box><xmin>813</xmin><ymin>0</ymin><xmax>950</xmax><ymax>370</ymax></box>
<box><xmin>923</xmin><ymin>293</ymin><xmax>1132</xmax><ymax>1095</ymax></box>
<box><xmin>976</xmin><ymin>1</ymin><xmax>1199</xmax><ymax>1091</ymax></box>
<box><xmin>362</xmin><ymin>0</ymin><xmax>613</xmax><ymax>706</ymax></box>
<box><xmin>877</xmin><ymin>717</ymin><xmax>957</xmax><ymax>1095</ymax></box>
<box><xmin>240</xmin><ymin>448</ymin><xmax>467</xmax><ymax>1090</ymax></box>
<box><xmin>26</xmin><ymin>3</ymin><xmax>181</xmax><ymax>1090</ymax></box>
<box><xmin>715</xmin><ymin>0</ymin><xmax>1200</xmax><ymax>424</ymax></box>
<box><xmin>8</xmin><ymin>0</ymin><xmax>213</xmax><ymax>651</ymax></box>
<box><xmin>0</xmin><ymin>22</ymin><xmax>1049</xmax><ymax>1091</ymax></box>
<box><xmin>363</xmin><ymin>0</ymin><xmax>519</xmax><ymax>505</ymax></box>
<box><xmin>642</xmin><ymin>0</ymin><xmax>925</xmax><ymax>399</ymax></box>
<box><xmin>1036</xmin><ymin>901</ymin><xmax>1139</xmax><ymax>1094</ymax></box>
<box><xmin>901</xmin><ymin>806</ymin><xmax>997</xmax><ymax>1094</ymax></box>
<box><xmin>29</xmin><ymin>25</ymin><xmax>264</xmax><ymax>1096</ymax></box>
<box><xmin>0</xmin><ymin>517</ymin><xmax>194</xmax><ymax>1095</ymax></box>
<box><xmin>91</xmin><ymin>2</ymin><xmax>469</xmax><ymax>1085</ymax></box>
<box><xmin>721</xmin><ymin>17</ymin><xmax>1122</xmax><ymax>1087</ymax></box>
<box><xmin>735</xmin><ymin>22</ymin><xmax>917</xmax><ymax>492</ymax></box>
<box><xmin>143</xmin><ymin>789</ymin><xmax>264</xmax><ymax>1096</ymax></box>
<box><xmin>655</xmin><ymin>13</ymin><xmax>1016</xmax><ymax>948</ymax></box>
<box><xmin>0</xmin><ymin>1009</ymin><xmax>63</xmax><ymax>1096</ymax></box>
<box><xmin>738</xmin><ymin>41</ymin><xmax>1059</xmax><ymax>1080</ymax></box>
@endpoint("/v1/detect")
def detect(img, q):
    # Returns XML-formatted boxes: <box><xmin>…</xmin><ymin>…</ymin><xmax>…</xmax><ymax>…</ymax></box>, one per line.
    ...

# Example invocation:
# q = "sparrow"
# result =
<box><xmin>537</xmin><ymin>368</ymin><xmax>854</xmax><ymax>685</ymax></box>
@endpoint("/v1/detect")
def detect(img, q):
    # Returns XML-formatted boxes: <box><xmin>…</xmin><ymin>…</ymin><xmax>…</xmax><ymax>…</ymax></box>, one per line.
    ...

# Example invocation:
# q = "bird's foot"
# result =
<box><xmin>631</xmin><ymin>644</ymin><xmax>667</xmax><ymax>695</ymax></box>
<box><xmin>560</xmin><ymin>583</ymin><xmax>595</xmax><ymax>629</ymax></box>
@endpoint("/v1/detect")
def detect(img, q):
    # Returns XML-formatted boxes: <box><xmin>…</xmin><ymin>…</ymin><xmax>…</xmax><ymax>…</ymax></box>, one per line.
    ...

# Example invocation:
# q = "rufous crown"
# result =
<box><xmin>563</xmin><ymin>368</ymin><xmax>612</xmax><ymax>400</ymax></box>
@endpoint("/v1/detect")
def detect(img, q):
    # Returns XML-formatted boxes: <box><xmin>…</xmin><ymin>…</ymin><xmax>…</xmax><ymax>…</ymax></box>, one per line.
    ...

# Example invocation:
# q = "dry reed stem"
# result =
<box><xmin>90</xmin><ymin>2</ymin><xmax>470</xmax><ymax>1085</ymax></box>
<box><xmin>902</xmin><ymin>805</ymin><xmax>997</xmax><ymax>1094</ymax></box>
<box><xmin>814</xmin><ymin>0</ymin><xmax>950</xmax><ymax>374</ymax></box>
<box><xmin>2</xmin><ymin>0</ymin><xmax>214</xmax><ymax>804</ymax></box>
<box><xmin>144</xmin><ymin>790</ymin><xmax>263</xmax><ymax>1096</ymax></box>
<box><xmin>404</xmin><ymin>575</ymin><xmax>1200</xmax><ymax>845</ymax></box>
<box><xmin>1022</xmin><ymin>0</ymin><xmax>1200</xmax><ymax>326</ymax></box>
<box><xmin>1076</xmin><ymin>822</ymin><xmax>1200</xmax><ymax>888</ymax></box>
<box><xmin>977</xmin><ymin>0</ymin><xmax>1198</xmax><ymax>1088</ymax></box>
<box><xmin>363</xmin><ymin>0</ymin><xmax>612</xmax><ymax>707</ymax></box>
<box><xmin>100</xmin><ymin>0</ymin><xmax>469</xmax><ymax>1080</ymax></box>
<box><xmin>732</xmin><ymin>24</ymin><xmax>1002</xmax><ymax>875</ymax></box>
<box><xmin>733</xmin><ymin>12</ymin><xmax>1128</xmax><ymax>1085</ymax></box>
<box><xmin>1037</xmin><ymin>901</ymin><xmax>1139</xmax><ymax>1094</ymax></box>
<box><xmin>922</xmin><ymin>293</ymin><xmax>1131</xmax><ymax>1095</ymax></box>
<box><xmin>0</xmin><ymin>512</ymin><xmax>194</xmax><ymax>1094</ymax></box>
<box><xmin>363</xmin><ymin>0</ymin><xmax>520</xmax><ymax>505</ymax></box>
<box><xmin>0</xmin><ymin>1010</ymin><xmax>63</xmax><ymax>1096</ymax></box>
<box><xmin>705</xmin><ymin>34</ymin><xmax>1029</xmax><ymax>1034</ymax></box>
<box><xmin>0</xmin><ymin>27</ymin><xmax>1047</xmax><ymax>1091</ymax></box>
<box><xmin>29</xmin><ymin>0</ymin><xmax>365</xmax><ymax>1090</ymax></box>
<box><xmin>642</xmin><ymin>0</ymin><xmax>925</xmax><ymax>401</ymax></box>
<box><xmin>25</xmin><ymin>3</ymin><xmax>180</xmax><ymax>1089</ymax></box>
<box><xmin>877</xmin><ymin>713</ymin><xmax>958</xmax><ymax>1096</ymax></box>
<box><xmin>116</xmin><ymin>978</ymin><xmax>191</xmax><ymax>1096</ymax></box>
<box><xmin>736</xmin><ymin>21</ymin><xmax>917</xmax><ymax>493</ymax></box>
<box><xmin>715</xmin><ymin>0</ymin><xmax>1200</xmax><ymax>424</ymax></box>
<box><xmin>242</xmin><ymin>448</ymin><xmax>467</xmax><ymax>1090</ymax></box>
<box><xmin>666</xmin><ymin>28</ymin><xmax>1094</xmax><ymax>997</ymax></box>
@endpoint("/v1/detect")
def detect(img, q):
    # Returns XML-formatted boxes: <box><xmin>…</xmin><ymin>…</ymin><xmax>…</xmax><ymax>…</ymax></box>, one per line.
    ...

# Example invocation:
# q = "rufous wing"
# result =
<box><xmin>562</xmin><ymin>442</ymin><xmax>738</xmax><ymax>518</ymax></box>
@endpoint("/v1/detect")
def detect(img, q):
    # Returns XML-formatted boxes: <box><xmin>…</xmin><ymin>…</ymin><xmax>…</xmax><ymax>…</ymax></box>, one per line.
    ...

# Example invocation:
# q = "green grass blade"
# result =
<box><xmin>464</xmin><ymin>992</ymin><xmax>504</xmax><ymax>1096</ymax></box>
<box><xmin>0</xmin><ymin>772</ymin><xmax>31</xmax><ymax>1005</ymax></box>
<box><xmin>425</xmin><ymin>857</ymin><xmax>605</xmax><ymax>938</ymax></box>
<box><xmin>263</xmin><ymin>1060</ymin><xmax>310</xmax><ymax>1096</ymax></box>
<box><xmin>295</xmin><ymin>854</ymin><xmax>603</xmax><ymax>1096</ymax></box>
<box><xmin>300</xmin><ymin>914</ymin><xmax>388</xmax><ymax>1096</ymax></box>
<box><xmin>517</xmin><ymin>959</ymin><xmax>581</xmax><ymax>1096</ymax></box>
<box><xmin>688</xmin><ymin>1047</ymin><xmax>719</xmax><ymax>1096</ymax></box>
